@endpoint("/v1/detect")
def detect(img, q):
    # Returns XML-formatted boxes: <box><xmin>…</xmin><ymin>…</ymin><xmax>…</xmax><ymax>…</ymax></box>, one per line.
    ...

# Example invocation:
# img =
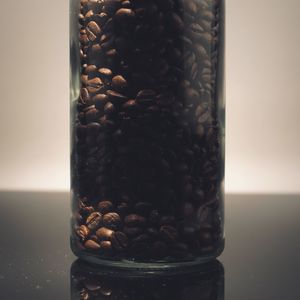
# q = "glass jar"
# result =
<box><xmin>70</xmin><ymin>0</ymin><xmax>225</xmax><ymax>272</ymax></box>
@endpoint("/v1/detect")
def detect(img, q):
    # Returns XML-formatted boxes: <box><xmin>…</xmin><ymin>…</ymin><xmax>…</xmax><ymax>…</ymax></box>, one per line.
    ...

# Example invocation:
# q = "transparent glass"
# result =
<box><xmin>70</xmin><ymin>0</ymin><xmax>225</xmax><ymax>271</ymax></box>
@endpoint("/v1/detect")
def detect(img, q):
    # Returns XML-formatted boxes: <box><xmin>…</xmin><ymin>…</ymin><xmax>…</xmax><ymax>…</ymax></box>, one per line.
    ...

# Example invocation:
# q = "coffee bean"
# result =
<box><xmin>104</xmin><ymin>102</ymin><xmax>116</xmax><ymax>116</ymax></box>
<box><xmin>85</xmin><ymin>107</ymin><xmax>100</xmax><ymax>123</ymax></box>
<box><xmin>86</xmin><ymin>77</ymin><xmax>104</xmax><ymax>94</ymax></box>
<box><xmin>86</xmin><ymin>212</ymin><xmax>102</xmax><ymax>230</ymax></box>
<box><xmin>85</xmin><ymin>64</ymin><xmax>98</xmax><ymax>75</ymax></box>
<box><xmin>98</xmin><ymin>200</ymin><xmax>114</xmax><ymax>214</ymax></box>
<box><xmin>123</xmin><ymin>226</ymin><xmax>143</xmax><ymax>238</ymax></box>
<box><xmin>124</xmin><ymin>214</ymin><xmax>146</xmax><ymax>227</ymax></box>
<box><xmin>103</xmin><ymin>212</ymin><xmax>121</xmax><ymax>230</ymax></box>
<box><xmin>84</xmin><ymin>239</ymin><xmax>101</xmax><ymax>250</ymax></box>
<box><xmin>80</xmin><ymin>88</ymin><xmax>90</xmax><ymax>103</ymax></box>
<box><xmin>93</xmin><ymin>94</ymin><xmax>108</xmax><ymax>110</ymax></box>
<box><xmin>86</xmin><ymin>122</ymin><xmax>100</xmax><ymax>136</ymax></box>
<box><xmin>100</xmin><ymin>240</ymin><xmax>112</xmax><ymax>250</ymax></box>
<box><xmin>87</xmin><ymin>21</ymin><xmax>101</xmax><ymax>35</ymax></box>
<box><xmin>80</xmin><ymin>289</ymin><xmax>89</xmax><ymax>300</ymax></box>
<box><xmin>96</xmin><ymin>227</ymin><xmax>114</xmax><ymax>240</ymax></box>
<box><xmin>106</xmin><ymin>90</ymin><xmax>128</xmax><ymax>103</ymax></box>
<box><xmin>112</xmin><ymin>75</ymin><xmax>127</xmax><ymax>90</ymax></box>
<box><xmin>160</xmin><ymin>225</ymin><xmax>178</xmax><ymax>243</ymax></box>
<box><xmin>76</xmin><ymin>225</ymin><xmax>90</xmax><ymax>241</ymax></box>
<box><xmin>122</xmin><ymin>99</ymin><xmax>139</xmax><ymax>116</ymax></box>
<box><xmin>98</xmin><ymin>68</ymin><xmax>112</xmax><ymax>78</ymax></box>
<box><xmin>115</xmin><ymin>8</ymin><xmax>135</xmax><ymax>21</ymax></box>
<box><xmin>111</xmin><ymin>231</ymin><xmax>128</xmax><ymax>250</ymax></box>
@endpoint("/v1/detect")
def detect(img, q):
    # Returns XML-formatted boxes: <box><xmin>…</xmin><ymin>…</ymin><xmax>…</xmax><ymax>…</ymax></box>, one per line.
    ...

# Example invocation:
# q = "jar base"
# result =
<box><xmin>71</xmin><ymin>238</ymin><xmax>225</xmax><ymax>277</ymax></box>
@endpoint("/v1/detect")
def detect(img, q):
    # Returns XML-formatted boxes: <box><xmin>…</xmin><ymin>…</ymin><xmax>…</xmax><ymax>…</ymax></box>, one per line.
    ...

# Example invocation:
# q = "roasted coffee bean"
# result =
<box><xmin>80</xmin><ymin>289</ymin><xmax>89</xmax><ymax>300</ymax></box>
<box><xmin>86</xmin><ymin>77</ymin><xmax>104</xmax><ymax>94</ymax></box>
<box><xmin>86</xmin><ymin>122</ymin><xmax>100</xmax><ymax>136</ymax></box>
<box><xmin>111</xmin><ymin>231</ymin><xmax>128</xmax><ymax>250</ymax></box>
<box><xmin>86</xmin><ymin>212</ymin><xmax>102</xmax><ymax>230</ymax></box>
<box><xmin>124</xmin><ymin>214</ymin><xmax>146</xmax><ymax>227</ymax></box>
<box><xmin>115</xmin><ymin>8</ymin><xmax>135</xmax><ymax>21</ymax></box>
<box><xmin>80</xmin><ymin>88</ymin><xmax>90</xmax><ymax>103</ymax></box>
<box><xmin>98</xmin><ymin>68</ymin><xmax>112</xmax><ymax>78</ymax></box>
<box><xmin>93</xmin><ymin>94</ymin><xmax>108</xmax><ymax>110</ymax></box>
<box><xmin>106</xmin><ymin>90</ymin><xmax>128</xmax><ymax>104</ymax></box>
<box><xmin>122</xmin><ymin>99</ymin><xmax>139</xmax><ymax>116</ymax></box>
<box><xmin>84</xmin><ymin>239</ymin><xmax>101</xmax><ymax>250</ymax></box>
<box><xmin>87</xmin><ymin>21</ymin><xmax>101</xmax><ymax>36</ymax></box>
<box><xmin>104</xmin><ymin>102</ymin><xmax>116</xmax><ymax>116</ymax></box>
<box><xmin>112</xmin><ymin>75</ymin><xmax>127</xmax><ymax>91</ymax></box>
<box><xmin>123</xmin><ymin>226</ymin><xmax>143</xmax><ymax>238</ymax></box>
<box><xmin>96</xmin><ymin>227</ymin><xmax>114</xmax><ymax>240</ymax></box>
<box><xmin>85</xmin><ymin>64</ymin><xmax>98</xmax><ymax>77</ymax></box>
<box><xmin>76</xmin><ymin>225</ymin><xmax>90</xmax><ymax>241</ymax></box>
<box><xmin>100</xmin><ymin>240</ymin><xmax>112</xmax><ymax>250</ymax></box>
<box><xmin>98</xmin><ymin>200</ymin><xmax>114</xmax><ymax>214</ymax></box>
<box><xmin>103</xmin><ymin>212</ymin><xmax>121</xmax><ymax>230</ymax></box>
<box><xmin>160</xmin><ymin>225</ymin><xmax>178</xmax><ymax>243</ymax></box>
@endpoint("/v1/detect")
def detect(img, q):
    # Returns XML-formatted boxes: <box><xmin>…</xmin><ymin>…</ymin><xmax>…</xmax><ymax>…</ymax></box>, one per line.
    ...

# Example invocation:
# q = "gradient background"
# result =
<box><xmin>0</xmin><ymin>0</ymin><xmax>299</xmax><ymax>194</ymax></box>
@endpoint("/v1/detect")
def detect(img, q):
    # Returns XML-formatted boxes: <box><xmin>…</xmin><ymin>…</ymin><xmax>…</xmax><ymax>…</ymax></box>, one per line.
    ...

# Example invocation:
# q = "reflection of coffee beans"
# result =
<box><xmin>71</xmin><ymin>259</ymin><xmax>224</xmax><ymax>299</ymax></box>
<box><xmin>71</xmin><ymin>0</ymin><xmax>225</xmax><ymax>263</ymax></box>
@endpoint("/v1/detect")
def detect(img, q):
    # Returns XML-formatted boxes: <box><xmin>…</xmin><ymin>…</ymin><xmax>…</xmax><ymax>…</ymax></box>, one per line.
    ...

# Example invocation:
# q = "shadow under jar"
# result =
<box><xmin>70</xmin><ymin>0</ymin><xmax>225</xmax><ymax>273</ymax></box>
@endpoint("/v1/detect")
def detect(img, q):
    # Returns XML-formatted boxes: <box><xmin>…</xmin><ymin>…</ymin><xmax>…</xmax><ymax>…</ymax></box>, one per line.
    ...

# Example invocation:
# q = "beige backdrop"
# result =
<box><xmin>0</xmin><ymin>0</ymin><xmax>299</xmax><ymax>193</ymax></box>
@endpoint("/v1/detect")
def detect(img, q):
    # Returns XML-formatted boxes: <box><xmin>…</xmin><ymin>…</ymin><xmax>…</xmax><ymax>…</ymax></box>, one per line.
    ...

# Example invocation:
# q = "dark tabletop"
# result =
<box><xmin>0</xmin><ymin>192</ymin><xmax>299</xmax><ymax>300</ymax></box>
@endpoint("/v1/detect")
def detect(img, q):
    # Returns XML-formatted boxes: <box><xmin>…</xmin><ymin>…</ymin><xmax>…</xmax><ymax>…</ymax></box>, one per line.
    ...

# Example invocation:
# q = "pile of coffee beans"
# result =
<box><xmin>71</xmin><ymin>0</ymin><xmax>224</xmax><ymax>262</ymax></box>
<box><xmin>71</xmin><ymin>260</ymin><xmax>224</xmax><ymax>300</ymax></box>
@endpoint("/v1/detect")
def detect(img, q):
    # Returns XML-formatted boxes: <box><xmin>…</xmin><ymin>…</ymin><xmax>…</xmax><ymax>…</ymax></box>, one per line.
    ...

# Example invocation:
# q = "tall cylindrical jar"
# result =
<box><xmin>70</xmin><ymin>0</ymin><xmax>225</xmax><ymax>272</ymax></box>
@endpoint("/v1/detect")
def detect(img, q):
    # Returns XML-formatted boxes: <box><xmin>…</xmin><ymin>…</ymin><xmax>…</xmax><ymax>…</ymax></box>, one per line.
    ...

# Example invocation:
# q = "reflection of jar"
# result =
<box><xmin>71</xmin><ymin>259</ymin><xmax>224</xmax><ymax>299</ymax></box>
<box><xmin>70</xmin><ymin>0</ymin><xmax>225</xmax><ymax>270</ymax></box>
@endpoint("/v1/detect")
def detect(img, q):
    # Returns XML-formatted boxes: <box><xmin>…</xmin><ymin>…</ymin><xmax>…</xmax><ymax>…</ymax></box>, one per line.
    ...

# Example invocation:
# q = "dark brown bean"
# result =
<box><xmin>86</xmin><ymin>212</ymin><xmax>102</xmax><ymax>230</ymax></box>
<box><xmin>86</xmin><ymin>77</ymin><xmax>104</xmax><ymax>94</ymax></box>
<box><xmin>84</xmin><ymin>240</ymin><xmax>101</xmax><ymax>250</ymax></box>
<box><xmin>112</xmin><ymin>75</ymin><xmax>127</xmax><ymax>90</ymax></box>
<box><xmin>98</xmin><ymin>200</ymin><xmax>114</xmax><ymax>214</ymax></box>
<box><xmin>124</xmin><ymin>214</ymin><xmax>146</xmax><ymax>227</ymax></box>
<box><xmin>111</xmin><ymin>231</ymin><xmax>128</xmax><ymax>250</ymax></box>
<box><xmin>115</xmin><ymin>8</ymin><xmax>135</xmax><ymax>21</ymax></box>
<box><xmin>93</xmin><ymin>94</ymin><xmax>108</xmax><ymax>110</ymax></box>
<box><xmin>96</xmin><ymin>227</ymin><xmax>114</xmax><ymax>240</ymax></box>
<box><xmin>76</xmin><ymin>225</ymin><xmax>90</xmax><ymax>241</ymax></box>
<box><xmin>87</xmin><ymin>21</ymin><xmax>101</xmax><ymax>35</ymax></box>
<box><xmin>160</xmin><ymin>225</ymin><xmax>178</xmax><ymax>243</ymax></box>
<box><xmin>106</xmin><ymin>90</ymin><xmax>128</xmax><ymax>103</ymax></box>
<box><xmin>103</xmin><ymin>212</ymin><xmax>121</xmax><ymax>230</ymax></box>
<box><xmin>98</xmin><ymin>68</ymin><xmax>112</xmax><ymax>78</ymax></box>
<box><xmin>100</xmin><ymin>240</ymin><xmax>112</xmax><ymax>250</ymax></box>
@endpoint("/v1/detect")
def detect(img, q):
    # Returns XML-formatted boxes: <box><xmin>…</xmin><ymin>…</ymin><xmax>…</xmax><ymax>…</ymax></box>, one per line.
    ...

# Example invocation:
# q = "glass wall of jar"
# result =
<box><xmin>70</xmin><ymin>0</ymin><xmax>225</xmax><ymax>271</ymax></box>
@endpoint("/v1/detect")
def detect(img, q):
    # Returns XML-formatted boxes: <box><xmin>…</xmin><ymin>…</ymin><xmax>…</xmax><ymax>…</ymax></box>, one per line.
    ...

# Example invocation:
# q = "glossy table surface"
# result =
<box><xmin>0</xmin><ymin>192</ymin><xmax>299</xmax><ymax>299</ymax></box>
